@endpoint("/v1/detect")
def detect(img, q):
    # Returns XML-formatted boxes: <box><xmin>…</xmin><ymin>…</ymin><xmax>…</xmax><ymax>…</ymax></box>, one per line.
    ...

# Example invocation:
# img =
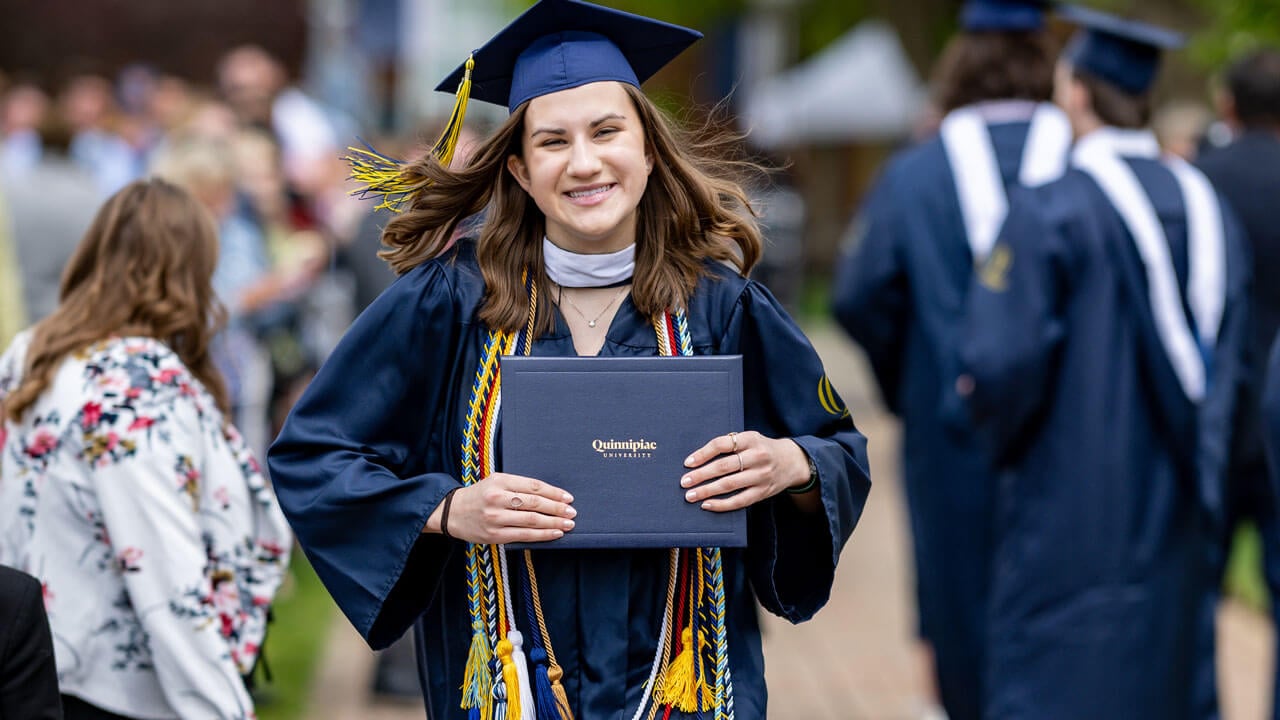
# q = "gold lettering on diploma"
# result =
<box><xmin>592</xmin><ymin>438</ymin><xmax>658</xmax><ymax>459</ymax></box>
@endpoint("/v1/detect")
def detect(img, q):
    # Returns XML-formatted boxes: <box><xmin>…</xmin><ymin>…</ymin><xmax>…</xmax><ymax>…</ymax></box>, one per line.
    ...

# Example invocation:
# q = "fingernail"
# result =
<box><xmin>685</xmin><ymin>490</ymin><xmax>696</xmax><ymax>502</ymax></box>
<box><xmin>563</xmin><ymin>519</ymin><xmax>575</xmax><ymax>529</ymax></box>
<box><xmin>553</xmin><ymin>529</ymin><xmax>564</xmax><ymax>538</ymax></box>
<box><xmin>701</xmin><ymin>502</ymin><xmax>711</xmax><ymax>510</ymax></box>
<box><xmin>685</xmin><ymin>455</ymin><xmax>696</xmax><ymax>466</ymax></box>
<box><xmin>561</xmin><ymin>492</ymin><xmax>573</xmax><ymax>502</ymax></box>
<box><xmin>680</xmin><ymin>476</ymin><xmax>692</xmax><ymax>488</ymax></box>
<box><xmin>566</xmin><ymin>506</ymin><xmax>577</xmax><ymax>518</ymax></box>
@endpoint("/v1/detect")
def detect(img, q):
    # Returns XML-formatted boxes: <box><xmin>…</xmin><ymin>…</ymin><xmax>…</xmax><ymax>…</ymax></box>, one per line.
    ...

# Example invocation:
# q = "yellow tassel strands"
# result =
<box><xmin>344</xmin><ymin>54</ymin><xmax>475</xmax><ymax>213</ymax></box>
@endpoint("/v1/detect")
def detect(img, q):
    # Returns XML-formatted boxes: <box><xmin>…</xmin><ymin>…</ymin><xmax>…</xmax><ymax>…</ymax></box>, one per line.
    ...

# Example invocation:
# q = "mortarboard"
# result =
<box><xmin>435</xmin><ymin>0</ymin><xmax>702</xmax><ymax>113</ymax></box>
<box><xmin>960</xmin><ymin>0</ymin><xmax>1051</xmax><ymax>32</ymax></box>
<box><xmin>348</xmin><ymin>0</ymin><xmax>702</xmax><ymax>212</ymax></box>
<box><xmin>1059</xmin><ymin>4</ymin><xmax>1185</xmax><ymax>94</ymax></box>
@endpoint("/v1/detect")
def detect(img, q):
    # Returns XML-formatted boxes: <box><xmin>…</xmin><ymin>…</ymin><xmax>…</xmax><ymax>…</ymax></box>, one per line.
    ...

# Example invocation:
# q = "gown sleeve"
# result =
<box><xmin>267</xmin><ymin>262</ymin><xmax>464</xmax><ymax>649</ymax></box>
<box><xmin>722</xmin><ymin>281</ymin><xmax>871</xmax><ymax>623</ymax></box>
<box><xmin>830</xmin><ymin>171</ymin><xmax>911</xmax><ymax>414</ymax></box>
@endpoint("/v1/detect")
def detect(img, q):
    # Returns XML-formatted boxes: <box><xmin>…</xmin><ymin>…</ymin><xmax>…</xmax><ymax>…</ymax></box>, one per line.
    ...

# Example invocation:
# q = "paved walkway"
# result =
<box><xmin>304</xmin><ymin>324</ymin><xmax>1275</xmax><ymax>719</ymax></box>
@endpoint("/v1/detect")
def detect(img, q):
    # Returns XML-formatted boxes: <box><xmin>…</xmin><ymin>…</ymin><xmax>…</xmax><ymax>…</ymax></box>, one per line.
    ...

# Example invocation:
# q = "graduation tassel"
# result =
<box><xmin>430</xmin><ymin>54</ymin><xmax>476</xmax><ymax>169</ymax></box>
<box><xmin>462</xmin><ymin>624</ymin><xmax>492</xmax><ymax>713</ymax></box>
<box><xmin>344</xmin><ymin>54</ymin><xmax>475</xmax><ymax>213</ymax></box>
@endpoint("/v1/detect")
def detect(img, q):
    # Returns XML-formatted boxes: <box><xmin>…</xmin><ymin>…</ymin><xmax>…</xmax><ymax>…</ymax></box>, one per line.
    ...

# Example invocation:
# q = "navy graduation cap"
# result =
<box><xmin>960</xmin><ymin>0</ymin><xmax>1051</xmax><ymax>32</ymax></box>
<box><xmin>435</xmin><ymin>0</ymin><xmax>703</xmax><ymax>113</ymax></box>
<box><xmin>1059</xmin><ymin>4</ymin><xmax>1185</xmax><ymax>94</ymax></box>
<box><xmin>347</xmin><ymin>0</ymin><xmax>701</xmax><ymax>211</ymax></box>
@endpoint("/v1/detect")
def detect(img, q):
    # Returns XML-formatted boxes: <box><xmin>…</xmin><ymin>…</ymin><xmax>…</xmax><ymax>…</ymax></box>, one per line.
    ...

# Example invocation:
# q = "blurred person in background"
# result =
<box><xmin>0</xmin><ymin>178</ymin><xmax>292</xmax><ymax>720</ymax></box>
<box><xmin>0</xmin><ymin>82</ymin><xmax>49</xmax><ymax>180</ymax></box>
<box><xmin>216</xmin><ymin>45</ymin><xmax>343</xmax><ymax>201</ymax></box>
<box><xmin>227</xmin><ymin>127</ymin><xmax>335</xmax><ymax>432</ymax></box>
<box><xmin>59</xmin><ymin>74</ymin><xmax>140</xmax><ymax>197</ymax></box>
<box><xmin>1195</xmin><ymin>46</ymin><xmax>1280</xmax><ymax>720</ymax></box>
<box><xmin>150</xmin><ymin>136</ymin><xmax>320</xmax><ymax>459</ymax></box>
<box><xmin>830</xmin><ymin>2</ymin><xmax>1071</xmax><ymax>718</ymax></box>
<box><xmin>956</xmin><ymin>8</ymin><xmax>1250</xmax><ymax>718</ymax></box>
<box><xmin>1153</xmin><ymin>100</ymin><xmax>1213</xmax><ymax>161</ymax></box>
<box><xmin>2</xmin><ymin>112</ymin><xmax>100</xmax><ymax>326</ymax></box>
<box><xmin>0</xmin><ymin>193</ymin><xmax>24</xmax><ymax>349</ymax></box>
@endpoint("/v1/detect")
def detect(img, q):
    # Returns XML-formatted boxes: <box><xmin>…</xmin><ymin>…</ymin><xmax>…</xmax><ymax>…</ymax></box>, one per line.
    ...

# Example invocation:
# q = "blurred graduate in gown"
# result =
<box><xmin>267</xmin><ymin>1</ymin><xmax>872</xmax><ymax>718</ymax></box>
<box><xmin>831</xmin><ymin>1</ymin><xmax>1070</xmax><ymax>717</ymax></box>
<box><xmin>957</xmin><ymin>7</ymin><xmax>1251</xmax><ymax>718</ymax></box>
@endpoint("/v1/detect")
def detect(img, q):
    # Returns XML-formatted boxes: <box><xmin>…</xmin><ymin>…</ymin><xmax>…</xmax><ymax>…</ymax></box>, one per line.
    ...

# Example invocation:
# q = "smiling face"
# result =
<box><xmin>507</xmin><ymin>81</ymin><xmax>653</xmax><ymax>254</ymax></box>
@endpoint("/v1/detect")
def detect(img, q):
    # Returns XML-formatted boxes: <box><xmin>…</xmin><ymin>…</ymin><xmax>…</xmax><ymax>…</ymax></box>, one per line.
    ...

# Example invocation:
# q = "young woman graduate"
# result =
<box><xmin>956</xmin><ymin>7</ymin><xmax>1250</xmax><ymax>719</ymax></box>
<box><xmin>266</xmin><ymin>1</ymin><xmax>872</xmax><ymax>718</ymax></box>
<box><xmin>829</xmin><ymin>2</ymin><xmax>1070</xmax><ymax>717</ymax></box>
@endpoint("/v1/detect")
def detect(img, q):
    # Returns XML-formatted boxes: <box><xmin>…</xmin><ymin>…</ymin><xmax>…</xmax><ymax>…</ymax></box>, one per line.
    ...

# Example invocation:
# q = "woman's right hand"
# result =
<box><xmin>429</xmin><ymin>473</ymin><xmax>576</xmax><ymax>544</ymax></box>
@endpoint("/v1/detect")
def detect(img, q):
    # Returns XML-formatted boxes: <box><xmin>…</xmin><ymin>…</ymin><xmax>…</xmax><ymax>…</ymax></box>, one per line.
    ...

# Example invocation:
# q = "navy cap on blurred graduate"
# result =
<box><xmin>1059</xmin><ymin>3</ymin><xmax>1185</xmax><ymax>94</ymax></box>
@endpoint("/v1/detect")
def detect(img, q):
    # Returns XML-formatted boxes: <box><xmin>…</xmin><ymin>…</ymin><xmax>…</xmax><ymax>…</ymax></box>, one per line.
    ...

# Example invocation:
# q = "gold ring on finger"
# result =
<box><xmin>736</xmin><ymin>452</ymin><xmax>744</xmax><ymax>473</ymax></box>
<box><xmin>729</xmin><ymin>431</ymin><xmax>738</xmax><ymax>453</ymax></box>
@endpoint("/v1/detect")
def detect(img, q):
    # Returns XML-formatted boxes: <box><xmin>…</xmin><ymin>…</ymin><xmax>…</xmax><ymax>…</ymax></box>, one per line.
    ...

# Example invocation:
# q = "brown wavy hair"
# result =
<box><xmin>5</xmin><ymin>178</ymin><xmax>229</xmax><ymax>421</ymax></box>
<box><xmin>379</xmin><ymin>83</ymin><xmax>764</xmax><ymax>334</ymax></box>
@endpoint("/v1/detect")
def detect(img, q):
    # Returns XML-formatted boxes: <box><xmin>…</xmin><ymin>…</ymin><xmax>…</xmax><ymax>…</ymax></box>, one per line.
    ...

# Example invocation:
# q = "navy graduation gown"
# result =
<box><xmin>1260</xmin><ymin>334</ymin><xmax>1280</xmax><ymax>720</ymax></box>
<box><xmin>959</xmin><ymin>158</ymin><xmax>1250</xmax><ymax>720</ymax></box>
<box><xmin>268</xmin><ymin>242</ymin><xmax>871</xmax><ymax>720</ymax></box>
<box><xmin>831</xmin><ymin>117</ymin><xmax>1052</xmax><ymax>720</ymax></box>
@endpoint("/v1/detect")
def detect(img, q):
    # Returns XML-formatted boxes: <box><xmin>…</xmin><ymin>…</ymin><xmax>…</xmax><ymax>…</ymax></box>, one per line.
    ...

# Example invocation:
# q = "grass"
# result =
<box><xmin>1225</xmin><ymin>523</ymin><xmax>1270</xmax><ymax>613</ymax></box>
<box><xmin>253</xmin><ymin>548</ymin><xmax>338</xmax><ymax>720</ymax></box>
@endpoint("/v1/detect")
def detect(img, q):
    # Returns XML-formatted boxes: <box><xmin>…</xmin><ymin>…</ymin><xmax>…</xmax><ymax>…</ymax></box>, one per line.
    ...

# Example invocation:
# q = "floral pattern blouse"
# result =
<box><xmin>0</xmin><ymin>331</ymin><xmax>293</xmax><ymax>720</ymax></box>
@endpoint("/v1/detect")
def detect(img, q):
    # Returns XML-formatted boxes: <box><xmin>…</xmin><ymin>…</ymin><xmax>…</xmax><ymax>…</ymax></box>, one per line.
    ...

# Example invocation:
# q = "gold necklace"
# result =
<box><xmin>556</xmin><ymin>283</ymin><xmax>629</xmax><ymax>328</ymax></box>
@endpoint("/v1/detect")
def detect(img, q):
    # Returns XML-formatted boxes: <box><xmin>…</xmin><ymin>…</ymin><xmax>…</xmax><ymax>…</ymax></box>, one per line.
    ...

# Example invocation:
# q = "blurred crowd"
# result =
<box><xmin>0</xmin><ymin>45</ymin><xmax>415</xmax><ymax>461</ymax></box>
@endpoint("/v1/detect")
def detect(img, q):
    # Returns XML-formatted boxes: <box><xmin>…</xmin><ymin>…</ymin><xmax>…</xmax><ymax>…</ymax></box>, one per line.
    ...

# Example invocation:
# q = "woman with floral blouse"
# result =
<box><xmin>0</xmin><ymin>178</ymin><xmax>293</xmax><ymax>720</ymax></box>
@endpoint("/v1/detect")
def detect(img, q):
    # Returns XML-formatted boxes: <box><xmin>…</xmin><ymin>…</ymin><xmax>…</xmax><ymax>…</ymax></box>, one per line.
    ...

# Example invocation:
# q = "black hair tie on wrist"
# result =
<box><xmin>440</xmin><ymin>488</ymin><xmax>461</xmax><ymax>539</ymax></box>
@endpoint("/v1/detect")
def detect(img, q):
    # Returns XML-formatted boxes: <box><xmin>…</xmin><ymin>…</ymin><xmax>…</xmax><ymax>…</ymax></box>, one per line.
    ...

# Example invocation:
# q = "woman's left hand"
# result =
<box><xmin>680</xmin><ymin>431</ymin><xmax>811</xmax><ymax>512</ymax></box>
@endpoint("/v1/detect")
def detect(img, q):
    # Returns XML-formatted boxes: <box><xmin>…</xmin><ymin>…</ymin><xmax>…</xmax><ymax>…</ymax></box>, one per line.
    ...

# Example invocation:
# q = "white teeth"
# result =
<box><xmin>568</xmin><ymin>185</ymin><xmax>612</xmax><ymax>199</ymax></box>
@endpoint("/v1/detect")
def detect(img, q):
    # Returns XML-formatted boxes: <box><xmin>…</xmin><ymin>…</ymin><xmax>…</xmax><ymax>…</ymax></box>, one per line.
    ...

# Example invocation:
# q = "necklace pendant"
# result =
<box><xmin>588</xmin><ymin>320</ymin><xmax>597</xmax><ymax>328</ymax></box>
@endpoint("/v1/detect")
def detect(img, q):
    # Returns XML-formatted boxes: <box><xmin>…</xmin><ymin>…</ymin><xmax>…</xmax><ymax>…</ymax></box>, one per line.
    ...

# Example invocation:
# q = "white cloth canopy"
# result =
<box><xmin>743</xmin><ymin>20</ymin><xmax>926</xmax><ymax>148</ymax></box>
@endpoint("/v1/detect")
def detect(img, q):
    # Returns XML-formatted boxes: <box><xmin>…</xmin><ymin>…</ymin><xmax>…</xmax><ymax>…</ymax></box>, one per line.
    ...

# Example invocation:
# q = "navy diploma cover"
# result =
<box><xmin>501</xmin><ymin>355</ymin><xmax>746</xmax><ymax>549</ymax></box>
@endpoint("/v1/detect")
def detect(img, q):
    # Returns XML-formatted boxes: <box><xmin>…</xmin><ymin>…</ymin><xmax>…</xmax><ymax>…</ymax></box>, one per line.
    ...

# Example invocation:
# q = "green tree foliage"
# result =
<box><xmin>1187</xmin><ymin>0</ymin><xmax>1280</xmax><ymax>71</ymax></box>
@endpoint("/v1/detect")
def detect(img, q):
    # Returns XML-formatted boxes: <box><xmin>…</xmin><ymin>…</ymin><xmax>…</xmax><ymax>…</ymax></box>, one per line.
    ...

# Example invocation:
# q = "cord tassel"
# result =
<box><xmin>463</xmin><ymin>629</ymin><xmax>492</xmax><ymax>710</ymax></box>
<box><xmin>548</xmin><ymin>663</ymin><xmax>573</xmax><ymax>720</ymax></box>
<box><xmin>492</xmin><ymin>660</ymin><xmax>508</xmax><ymax>720</ymax></box>
<box><xmin>510</xmin><ymin>631</ymin><xmax>535</xmax><ymax>720</ymax></box>
<box><xmin>657</xmin><ymin>626</ymin><xmax>707</xmax><ymax>712</ymax></box>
